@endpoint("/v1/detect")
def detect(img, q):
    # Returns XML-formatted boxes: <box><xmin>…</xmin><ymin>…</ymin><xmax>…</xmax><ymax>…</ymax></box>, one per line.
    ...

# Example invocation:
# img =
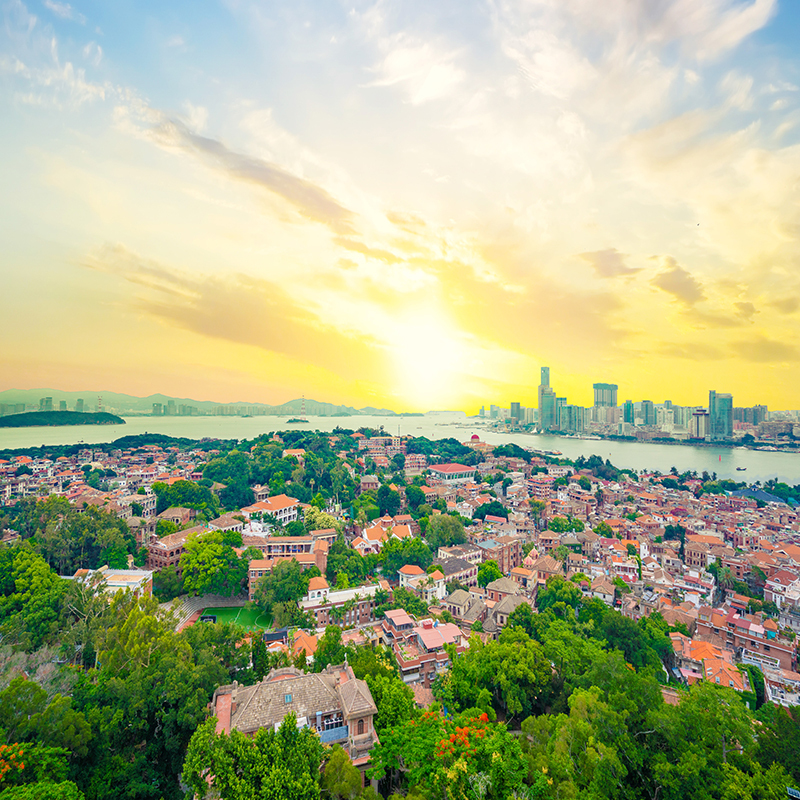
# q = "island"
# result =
<box><xmin>0</xmin><ymin>410</ymin><xmax>125</xmax><ymax>428</ymax></box>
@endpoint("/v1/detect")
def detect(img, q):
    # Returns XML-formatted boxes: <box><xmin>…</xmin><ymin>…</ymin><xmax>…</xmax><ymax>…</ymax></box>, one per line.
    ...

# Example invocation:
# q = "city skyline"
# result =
<box><xmin>2</xmin><ymin>1</ymin><xmax>800</xmax><ymax>411</ymax></box>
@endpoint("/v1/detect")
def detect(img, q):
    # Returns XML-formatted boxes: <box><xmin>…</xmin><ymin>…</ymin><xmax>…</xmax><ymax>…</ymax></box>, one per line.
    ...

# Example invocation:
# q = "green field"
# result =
<box><xmin>200</xmin><ymin>606</ymin><xmax>272</xmax><ymax>631</ymax></box>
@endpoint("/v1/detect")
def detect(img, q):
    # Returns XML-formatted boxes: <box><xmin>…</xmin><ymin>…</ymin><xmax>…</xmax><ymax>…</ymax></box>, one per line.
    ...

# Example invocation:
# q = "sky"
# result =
<box><xmin>1</xmin><ymin>0</ymin><xmax>800</xmax><ymax>413</ymax></box>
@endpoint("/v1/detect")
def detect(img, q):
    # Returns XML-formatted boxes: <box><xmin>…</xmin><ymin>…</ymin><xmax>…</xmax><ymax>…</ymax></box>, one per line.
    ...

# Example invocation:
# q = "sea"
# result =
<box><xmin>1</xmin><ymin>413</ymin><xmax>798</xmax><ymax>485</ymax></box>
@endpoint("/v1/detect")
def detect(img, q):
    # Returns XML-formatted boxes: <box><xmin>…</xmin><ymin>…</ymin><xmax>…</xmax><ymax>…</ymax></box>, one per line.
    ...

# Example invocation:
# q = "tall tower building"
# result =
<box><xmin>623</xmin><ymin>400</ymin><xmax>635</xmax><ymax>424</ymax></box>
<box><xmin>593</xmin><ymin>383</ymin><xmax>618</xmax><ymax>407</ymax></box>
<box><xmin>538</xmin><ymin>367</ymin><xmax>556</xmax><ymax>431</ymax></box>
<box><xmin>510</xmin><ymin>402</ymin><xmax>522</xmax><ymax>421</ymax></box>
<box><xmin>641</xmin><ymin>400</ymin><xmax>656</xmax><ymax>426</ymax></box>
<box><xmin>709</xmin><ymin>390</ymin><xmax>733</xmax><ymax>440</ymax></box>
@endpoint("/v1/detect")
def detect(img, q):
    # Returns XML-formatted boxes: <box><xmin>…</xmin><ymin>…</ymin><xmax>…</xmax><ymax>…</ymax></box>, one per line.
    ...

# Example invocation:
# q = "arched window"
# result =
<box><xmin>357</xmin><ymin>719</ymin><xmax>364</xmax><ymax>735</ymax></box>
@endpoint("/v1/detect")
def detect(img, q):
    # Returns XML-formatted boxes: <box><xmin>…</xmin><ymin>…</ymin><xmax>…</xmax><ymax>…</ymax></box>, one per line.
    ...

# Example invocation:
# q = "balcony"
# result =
<box><xmin>319</xmin><ymin>724</ymin><xmax>349</xmax><ymax>744</ymax></box>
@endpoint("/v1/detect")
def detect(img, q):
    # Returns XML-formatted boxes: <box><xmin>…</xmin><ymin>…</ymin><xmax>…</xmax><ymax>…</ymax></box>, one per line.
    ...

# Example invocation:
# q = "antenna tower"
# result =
<box><xmin>97</xmin><ymin>395</ymin><xmax>102</xmax><ymax>413</ymax></box>
<box><xmin>301</xmin><ymin>395</ymin><xmax>306</xmax><ymax>421</ymax></box>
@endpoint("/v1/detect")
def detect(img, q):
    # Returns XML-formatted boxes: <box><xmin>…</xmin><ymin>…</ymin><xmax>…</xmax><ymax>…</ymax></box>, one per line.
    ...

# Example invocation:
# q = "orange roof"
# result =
<box><xmin>308</xmin><ymin>576</ymin><xmax>329</xmax><ymax>591</ymax></box>
<box><xmin>399</xmin><ymin>564</ymin><xmax>425</xmax><ymax>576</ymax></box>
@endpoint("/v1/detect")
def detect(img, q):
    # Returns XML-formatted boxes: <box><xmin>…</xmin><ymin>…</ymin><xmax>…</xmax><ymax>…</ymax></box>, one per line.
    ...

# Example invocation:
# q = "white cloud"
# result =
<box><xmin>82</xmin><ymin>40</ymin><xmax>102</xmax><ymax>67</ymax></box>
<box><xmin>366</xmin><ymin>37</ymin><xmax>465</xmax><ymax>105</ymax></box>
<box><xmin>43</xmin><ymin>0</ymin><xmax>86</xmax><ymax>24</ymax></box>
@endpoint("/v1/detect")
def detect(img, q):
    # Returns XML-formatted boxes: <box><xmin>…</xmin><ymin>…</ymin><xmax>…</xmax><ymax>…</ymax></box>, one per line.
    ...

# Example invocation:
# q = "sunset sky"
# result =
<box><xmin>2</xmin><ymin>0</ymin><xmax>800</xmax><ymax>412</ymax></box>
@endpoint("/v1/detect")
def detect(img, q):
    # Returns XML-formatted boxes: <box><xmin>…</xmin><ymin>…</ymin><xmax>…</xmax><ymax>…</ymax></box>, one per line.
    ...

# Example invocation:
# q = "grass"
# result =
<box><xmin>200</xmin><ymin>606</ymin><xmax>272</xmax><ymax>632</ymax></box>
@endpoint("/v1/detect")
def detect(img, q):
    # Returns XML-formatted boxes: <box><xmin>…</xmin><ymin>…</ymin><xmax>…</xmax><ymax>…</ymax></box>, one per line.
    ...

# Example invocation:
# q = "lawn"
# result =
<box><xmin>200</xmin><ymin>606</ymin><xmax>272</xmax><ymax>632</ymax></box>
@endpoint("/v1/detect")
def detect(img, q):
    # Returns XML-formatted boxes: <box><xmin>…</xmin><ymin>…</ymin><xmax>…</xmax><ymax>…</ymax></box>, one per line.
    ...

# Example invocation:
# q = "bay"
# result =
<box><xmin>0</xmin><ymin>413</ymin><xmax>798</xmax><ymax>484</ymax></box>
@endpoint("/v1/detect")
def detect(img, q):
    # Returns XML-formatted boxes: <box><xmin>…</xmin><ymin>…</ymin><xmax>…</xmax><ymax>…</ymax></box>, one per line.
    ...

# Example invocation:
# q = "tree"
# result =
<box><xmin>179</xmin><ymin>531</ymin><xmax>247</xmax><ymax>597</ymax></box>
<box><xmin>322</xmin><ymin>745</ymin><xmax>362</xmax><ymax>800</ymax></box>
<box><xmin>368</xmin><ymin>709</ymin><xmax>527</xmax><ymax>800</ymax></box>
<box><xmin>593</xmin><ymin>521</ymin><xmax>614</xmax><ymax>538</ymax></box>
<box><xmin>0</xmin><ymin>545</ymin><xmax>66</xmax><ymax>651</ymax></box>
<box><xmin>424</xmin><ymin>514</ymin><xmax>466</xmax><ymax>550</ymax></box>
<box><xmin>472</xmin><ymin>501</ymin><xmax>509</xmax><ymax>521</ymax></box>
<box><xmin>314</xmin><ymin>625</ymin><xmax>345</xmax><ymax>672</ymax></box>
<box><xmin>377</xmin><ymin>484</ymin><xmax>401</xmax><ymax>516</ymax></box>
<box><xmin>477</xmin><ymin>560</ymin><xmax>502</xmax><ymax>588</ymax></box>
<box><xmin>381</xmin><ymin>537</ymin><xmax>432</xmax><ymax>578</ymax></box>
<box><xmin>406</xmin><ymin>485</ymin><xmax>426</xmax><ymax>511</ymax></box>
<box><xmin>183</xmin><ymin>715</ymin><xmax>324</xmax><ymax>800</ymax></box>
<box><xmin>366</xmin><ymin>673</ymin><xmax>417</xmax><ymax>737</ymax></box>
<box><xmin>254</xmin><ymin>559</ymin><xmax>313</xmax><ymax>611</ymax></box>
<box><xmin>153</xmin><ymin>564</ymin><xmax>183</xmax><ymax>602</ymax></box>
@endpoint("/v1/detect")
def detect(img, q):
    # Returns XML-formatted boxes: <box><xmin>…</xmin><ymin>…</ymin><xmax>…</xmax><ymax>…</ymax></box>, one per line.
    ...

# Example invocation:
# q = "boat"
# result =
<box><xmin>736</xmin><ymin>467</ymin><xmax>746</xmax><ymax>471</ymax></box>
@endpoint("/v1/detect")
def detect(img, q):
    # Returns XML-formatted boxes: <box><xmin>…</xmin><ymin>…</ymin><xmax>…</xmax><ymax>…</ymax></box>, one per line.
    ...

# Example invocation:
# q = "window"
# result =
<box><xmin>358</xmin><ymin>719</ymin><xmax>364</xmax><ymax>735</ymax></box>
<box><xmin>284</xmin><ymin>694</ymin><xmax>292</xmax><ymax>704</ymax></box>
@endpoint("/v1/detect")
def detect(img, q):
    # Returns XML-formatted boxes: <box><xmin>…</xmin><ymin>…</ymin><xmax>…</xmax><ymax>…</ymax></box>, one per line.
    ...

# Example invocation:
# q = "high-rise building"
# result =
<box><xmin>593</xmin><ymin>383</ymin><xmax>618</xmax><ymax>407</ymax></box>
<box><xmin>510</xmin><ymin>402</ymin><xmax>522</xmax><ymax>421</ymax></box>
<box><xmin>167</xmin><ymin>400</ymin><xmax>177</xmax><ymax>416</ymax></box>
<box><xmin>152</xmin><ymin>403</ymin><xmax>163</xmax><ymax>416</ymax></box>
<box><xmin>559</xmin><ymin>404</ymin><xmax>585</xmax><ymax>433</ymax></box>
<box><xmin>709</xmin><ymin>390</ymin><xmax>733</xmax><ymax>440</ymax></box>
<box><xmin>59</xmin><ymin>400</ymin><xmax>67</xmax><ymax>411</ymax></box>
<box><xmin>39</xmin><ymin>397</ymin><xmax>53</xmax><ymax>412</ymax></box>
<box><xmin>75</xmin><ymin>398</ymin><xmax>84</xmax><ymax>412</ymax></box>
<box><xmin>538</xmin><ymin>367</ymin><xmax>556</xmax><ymax>431</ymax></box>
<box><xmin>641</xmin><ymin>400</ymin><xmax>656</xmax><ymax>426</ymax></box>
<box><xmin>489</xmin><ymin>404</ymin><xmax>499</xmax><ymax>419</ymax></box>
<box><xmin>691</xmin><ymin>408</ymin><xmax>710</xmax><ymax>439</ymax></box>
<box><xmin>733</xmin><ymin>405</ymin><xmax>767</xmax><ymax>425</ymax></box>
<box><xmin>623</xmin><ymin>400</ymin><xmax>635</xmax><ymax>424</ymax></box>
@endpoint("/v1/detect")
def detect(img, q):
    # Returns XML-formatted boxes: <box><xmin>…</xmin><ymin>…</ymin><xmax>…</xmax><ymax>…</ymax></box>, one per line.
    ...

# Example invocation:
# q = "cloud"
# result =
<box><xmin>734</xmin><ymin>301</ymin><xmax>757</xmax><ymax>320</ymax></box>
<box><xmin>82</xmin><ymin>41</ymin><xmax>101</xmax><ymax>67</ymax></box>
<box><xmin>81</xmin><ymin>243</ymin><xmax>387</xmax><ymax>380</ymax></box>
<box><xmin>150</xmin><ymin>119</ymin><xmax>355</xmax><ymax>234</ymax></box>
<box><xmin>578</xmin><ymin>248</ymin><xmax>640</xmax><ymax>278</ymax></box>
<box><xmin>658</xmin><ymin>342</ymin><xmax>726</xmax><ymax>360</ymax></box>
<box><xmin>735</xmin><ymin>336</ymin><xmax>800</xmax><ymax>362</ymax></box>
<box><xmin>651</xmin><ymin>258</ymin><xmax>705</xmax><ymax>305</ymax></box>
<box><xmin>333</xmin><ymin>237</ymin><xmax>402</xmax><ymax>264</ymax></box>
<box><xmin>43</xmin><ymin>0</ymin><xmax>85</xmax><ymax>24</ymax></box>
<box><xmin>684</xmin><ymin>308</ymin><xmax>745</xmax><ymax>328</ymax></box>
<box><xmin>365</xmin><ymin>36</ymin><xmax>465</xmax><ymax>105</ymax></box>
<box><xmin>770</xmin><ymin>297</ymin><xmax>799</xmax><ymax>314</ymax></box>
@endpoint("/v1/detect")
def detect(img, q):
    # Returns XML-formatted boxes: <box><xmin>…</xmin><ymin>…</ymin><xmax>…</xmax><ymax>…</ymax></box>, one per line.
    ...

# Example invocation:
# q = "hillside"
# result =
<box><xmin>0</xmin><ymin>411</ymin><xmax>125</xmax><ymax>428</ymax></box>
<box><xmin>0</xmin><ymin>388</ymin><xmax>399</xmax><ymax>416</ymax></box>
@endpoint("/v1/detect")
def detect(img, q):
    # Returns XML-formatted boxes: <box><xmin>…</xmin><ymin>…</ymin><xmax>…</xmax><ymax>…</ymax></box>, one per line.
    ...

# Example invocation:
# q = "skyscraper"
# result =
<box><xmin>593</xmin><ymin>383</ymin><xmax>618</xmax><ymax>407</ymax></box>
<box><xmin>538</xmin><ymin>367</ymin><xmax>556</xmax><ymax>431</ymax></box>
<box><xmin>623</xmin><ymin>400</ymin><xmax>635</xmax><ymax>424</ymax></box>
<box><xmin>510</xmin><ymin>402</ymin><xmax>522</xmax><ymax>421</ymax></box>
<box><xmin>641</xmin><ymin>400</ymin><xmax>655</xmax><ymax>426</ymax></box>
<box><xmin>709</xmin><ymin>390</ymin><xmax>733</xmax><ymax>440</ymax></box>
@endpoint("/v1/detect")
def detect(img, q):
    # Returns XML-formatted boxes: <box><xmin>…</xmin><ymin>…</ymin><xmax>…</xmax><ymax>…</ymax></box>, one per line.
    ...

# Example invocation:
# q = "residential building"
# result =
<box><xmin>210</xmin><ymin>664</ymin><xmax>378</xmax><ymax>778</ymax></box>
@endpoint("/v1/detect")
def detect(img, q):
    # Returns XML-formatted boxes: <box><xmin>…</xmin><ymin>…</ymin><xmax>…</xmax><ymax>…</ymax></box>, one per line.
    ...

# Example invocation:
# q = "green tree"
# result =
<box><xmin>183</xmin><ymin>715</ymin><xmax>324</xmax><ymax>800</ymax></box>
<box><xmin>472</xmin><ymin>501</ymin><xmax>509</xmax><ymax>521</ymax></box>
<box><xmin>424</xmin><ymin>514</ymin><xmax>466</xmax><ymax>550</ymax></box>
<box><xmin>405</xmin><ymin>485</ymin><xmax>426</xmax><ymax>511</ymax></box>
<box><xmin>477</xmin><ymin>559</ymin><xmax>502</xmax><ymax>588</ymax></box>
<box><xmin>321</xmin><ymin>745</ymin><xmax>362</xmax><ymax>800</ymax></box>
<box><xmin>377</xmin><ymin>484</ymin><xmax>401</xmax><ymax>516</ymax></box>
<box><xmin>254</xmin><ymin>559</ymin><xmax>314</xmax><ymax>611</ymax></box>
<box><xmin>0</xmin><ymin>545</ymin><xmax>66</xmax><ymax>651</ymax></box>
<box><xmin>366</xmin><ymin>673</ymin><xmax>417</xmax><ymax>737</ymax></box>
<box><xmin>314</xmin><ymin>625</ymin><xmax>346</xmax><ymax>672</ymax></box>
<box><xmin>179</xmin><ymin>531</ymin><xmax>247</xmax><ymax>597</ymax></box>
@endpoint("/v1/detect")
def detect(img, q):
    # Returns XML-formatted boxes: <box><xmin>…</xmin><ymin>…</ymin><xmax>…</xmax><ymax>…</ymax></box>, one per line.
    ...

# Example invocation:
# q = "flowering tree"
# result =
<box><xmin>369</xmin><ymin>709</ymin><xmax>527</xmax><ymax>799</ymax></box>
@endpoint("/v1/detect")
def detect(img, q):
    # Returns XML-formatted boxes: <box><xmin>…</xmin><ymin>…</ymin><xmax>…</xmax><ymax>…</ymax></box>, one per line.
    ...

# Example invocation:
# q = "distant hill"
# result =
<box><xmin>0</xmin><ymin>388</ymin><xmax>400</xmax><ymax>417</ymax></box>
<box><xmin>0</xmin><ymin>411</ymin><xmax>125</xmax><ymax>428</ymax></box>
